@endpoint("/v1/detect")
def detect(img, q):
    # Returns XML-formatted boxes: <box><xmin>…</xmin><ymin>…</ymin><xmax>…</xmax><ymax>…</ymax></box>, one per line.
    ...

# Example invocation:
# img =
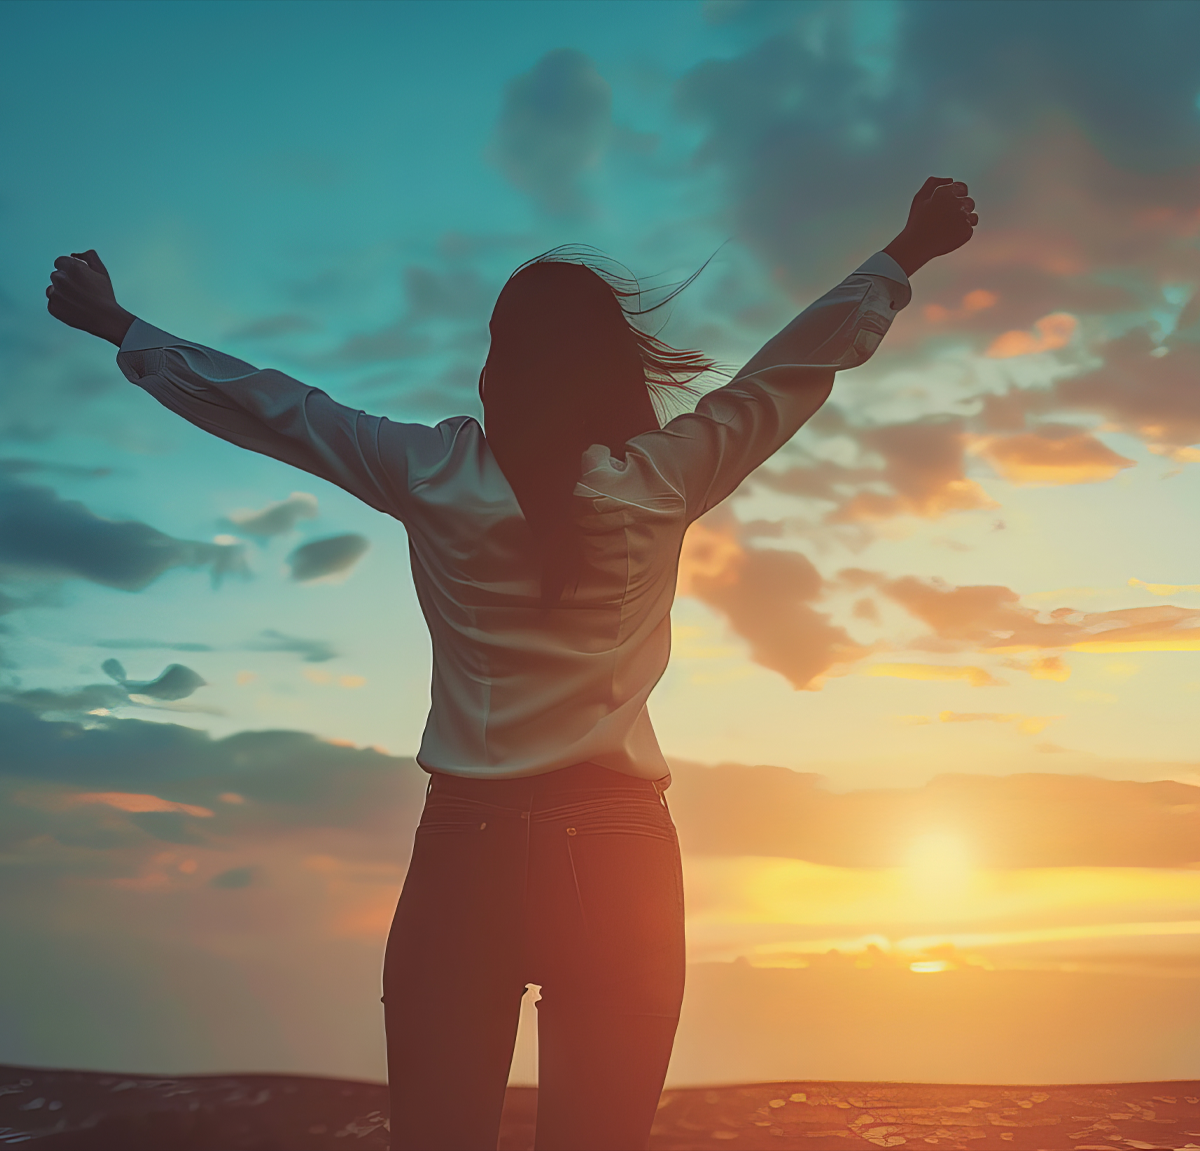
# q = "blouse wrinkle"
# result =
<box><xmin>115</xmin><ymin>251</ymin><xmax>910</xmax><ymax>780</ymax></box>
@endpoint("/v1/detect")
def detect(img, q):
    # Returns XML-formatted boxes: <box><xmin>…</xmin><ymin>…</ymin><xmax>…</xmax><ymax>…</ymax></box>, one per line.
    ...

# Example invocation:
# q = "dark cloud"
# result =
<box><xmin>6</xmin><ymin>701</ymin><xmax>1197</xmax><ymax>872</ymax></box>
<box><xmin>0</xmin><ymin>704</ymin><xmax>426</xmax><ymax>833</ymax></box>
<box><xmin>675</xmin><ymin>2</ymin><xmax>1200</xmax><ymax>295</ymax></box>
<box><xmin>0</xmin><ymin>458</ymin><xmax>112</xmax><ymax>479</ymax></box>
<box><xmin>3</xmin><ymin>682</ymin><xmax>128</xmax><ymax>715</ymax></box>
<box><xmin>0</xmin><ymin>476</ymin><xmax>248</xmax><ymax>591</ymax></box>
<box><xmin>755</xmin><ymin>415</ymin><xmax>995</xmax><ymax>526</ymax></box>
<box><xmin>287</xmin><ymin>533</ymin><xmax>370</xmax><ymax>582</ymax></box>
<box><xmin>226</xmin><ymin>314</ymin><xmax>320</xmax><ymax>341</ymax></box>
<box><xmin>101</xmin><ymin>658</ymin><xmax>207</xmax><ymax>702</ymax></box>
<box><xmin>95</xmin><ymin>638</ymin><xmax>214</xmax><ymax>653</ymax></box>
<box><xmin>2</xmin><ymin>659</ymin><xmax>207</xmax><ymax>716</ymax></box>
<box><xmin>1053</xmin><ymin>326</ymin><xmax>1200</xmax><ymax>452</ymax></box>
<box><xmin>667</xmin><ymin>760</ymin><xmax>1200</xmax><ymax>868</ymax></box>
<box><xmin>210</xmin><ymin>866</ymin><xmax>258</xmax><ymax>890</ymax></box>
<box><xmin>490</xmin><ymin>48</ymin><xmax>612</xmax><ymax>216</ymax></box>
<box><xmin>326</xmin><ymin>319</ymin><xmax>431</xmax><ymax>366</ymax></box>
<box><xmin>402</xmin><ymin>266</ymin><xmax>491</xmax><ymax>322</ymax></box>
<box><xmin>224</xmin><ymin>491</ymin><xmax>319</xmax><ymax>538</ymax></box>
<box><xmin>245</xmin><ymin>628</ymin><xmax>337</xmax><ymax>663</ymax></box>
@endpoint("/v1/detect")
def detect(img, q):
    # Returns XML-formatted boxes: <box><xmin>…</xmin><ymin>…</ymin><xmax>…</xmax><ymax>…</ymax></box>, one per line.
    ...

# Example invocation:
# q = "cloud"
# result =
<box><xmin>210</xmin><ymin>865</ymin><xmax>258</xmax><ymax>889</ymax></box>
<box><xmin>66</xmin><ymin>791</ymin><xmax>215</xmax><ymax>818</ymax></box>
<box><xmin>828</xmin><ymin>418</ymin><xmax>997</xmax><ymax>522</ymax></box>
<box><xmin>226</xmin><ymin>314</ymin><xmax>319</xmax><ymax>341</ymax></box>
<box><xmin>286</xmin><ymin>533</ymin><xmax>370</xmax><ymax>582</ymax></box>
<box><xmin>972</xmin><ymin>425</ymin><xmax>1136</xmax><ymax>485</ymax></box>
<box><xmin>224</xmin><ymin>492</ymin><xmax>318</xmax><ymax>538</ymax></box>
<box><xmin>851</xmin><ymin>570</ymin><xmax>1200</xmax><ymax>656</ymax></box>
<box><xmin>490</xmin><ymin>48</ymin><xmax>612</xmax><ymax>216</ymax></box>
<box><xmin>2</xmin><ymin>659</ymin><xmax>208</xmax><ymax>717</ymax></box>
<box><xmin>984</xmin><ymin>313</ymin><xmax>1078</xmax><ymax>359</ymax></box>
<box><xmin>1129</xmin><ymin>577</ymin><xmax>1200</xmax><ymax>596</ymax></box>
<box><xmin>1054</xmin><ymin>325</ymin><xmax>1200</xmax><ymax>450</ymax></box>
<box><xmin>101</xmin><ymin>658</ymin><xmax>207</xmax><ymax>702</ymax></box>
<box><xmin>679</xmin><ymin>519</ymin><xmax>870</xmax><ymax>689</ymax></box>
<box><xmin>245</xmin><ymin>629</ymin><xmax>338</xmax><ymax>663</ymax></box>
<box><xmin>666</xmin><ymin>761</ymin><xmax>1200</xmax><ymax>868</ymax></box>
<box><xmin>936</xmin><ymin>711</ymin><xmax>1056</xmax><ymax>736</ymax></box>
<box><xmin>674</xmin><ymin>3</ymin><xmax>1200</xmax><ymax>297</ymax></box>
<box><xmin>0</xmin><ymin>475</ymin><xmax>248</xmax><ymax>591</ymax></box>
<box><xmin>95</xmin><ymin>638</ymin><xmax>214</xmax><ymax>652</ymax></box>
<box><xmin>0</xmin><ymin>458</ymin><xmax>112</xmax><ymax>479</ymax></box>
<box><xmin>864</xmin><ymin>663</ymin><xmax>1001</xmax><ymax>688</ymax></box>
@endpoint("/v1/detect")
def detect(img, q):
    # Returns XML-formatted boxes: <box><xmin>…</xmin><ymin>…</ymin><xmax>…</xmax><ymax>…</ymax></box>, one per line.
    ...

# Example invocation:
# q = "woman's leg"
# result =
<box><xmin>527</xmin><ymin>786</ymin><xmax>686</xmax><ymax>1151</ymax></box>
<box><xmin>383</xmin><ymin>789</ymin><xmax>529</xmax><ymax>1151</ymax></box>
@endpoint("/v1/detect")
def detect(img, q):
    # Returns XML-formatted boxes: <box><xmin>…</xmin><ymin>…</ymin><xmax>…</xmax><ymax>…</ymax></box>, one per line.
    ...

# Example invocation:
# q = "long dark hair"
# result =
<box><xmin>480</xmin><ymin>246</ymin><xmax>725</xmax><ymax>604</ymax></box>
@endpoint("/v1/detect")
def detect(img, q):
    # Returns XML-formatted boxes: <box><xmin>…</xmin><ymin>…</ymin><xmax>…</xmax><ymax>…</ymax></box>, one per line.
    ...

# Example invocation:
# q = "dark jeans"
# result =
<box><xmin>382</xmin><ymin>762</ymin><xmax>686</xmax><ymax>1151</ymax></box>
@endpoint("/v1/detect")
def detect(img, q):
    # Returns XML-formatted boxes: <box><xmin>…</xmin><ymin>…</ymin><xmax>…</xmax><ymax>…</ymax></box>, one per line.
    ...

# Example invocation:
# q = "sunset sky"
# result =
<box><xmin>3</xmin><ymin>0</ymin><xmax>1200</xmax><ymax>1087</ymax></box>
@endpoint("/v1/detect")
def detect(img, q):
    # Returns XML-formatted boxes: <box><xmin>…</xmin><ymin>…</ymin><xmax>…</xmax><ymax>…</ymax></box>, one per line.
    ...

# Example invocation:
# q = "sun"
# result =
<box><xmin>904</xmin><ymin>831</ymin><xmax>974</xmax><ymax>902</ymax></box>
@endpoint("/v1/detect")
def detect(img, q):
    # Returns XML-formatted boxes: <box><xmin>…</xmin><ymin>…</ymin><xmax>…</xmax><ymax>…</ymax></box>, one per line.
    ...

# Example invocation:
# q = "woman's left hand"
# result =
<box><xmin>46</xmin><ymin>249</ymin><xmax>135</xmax><ymax>346</ymax></box>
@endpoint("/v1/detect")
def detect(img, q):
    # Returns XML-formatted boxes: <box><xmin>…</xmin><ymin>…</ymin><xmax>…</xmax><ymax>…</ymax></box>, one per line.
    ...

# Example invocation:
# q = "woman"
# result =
<box><xmin>46</xmin><ymin>175</ymin><xmax>977</xmax><ymax>1151</ymax></box>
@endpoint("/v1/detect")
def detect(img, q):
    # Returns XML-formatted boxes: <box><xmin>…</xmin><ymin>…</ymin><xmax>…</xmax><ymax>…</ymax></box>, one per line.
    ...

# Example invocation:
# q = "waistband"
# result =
<box><xmin>427</xmin><ymin>762</ymin><xmax>670</xmax><ymax>803</ymax></box>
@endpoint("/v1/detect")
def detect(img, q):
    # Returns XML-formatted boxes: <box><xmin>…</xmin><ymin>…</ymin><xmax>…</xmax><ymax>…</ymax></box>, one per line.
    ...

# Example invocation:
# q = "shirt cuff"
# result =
<box><xmin>853</xmin><ymin>250</ymin><xmax>910</xmax><ymax>288</ymax></box>
<box><xmin>119</xmin><ymin>317</ymin><xmax>188</xmax><ymax>353</ymax></box>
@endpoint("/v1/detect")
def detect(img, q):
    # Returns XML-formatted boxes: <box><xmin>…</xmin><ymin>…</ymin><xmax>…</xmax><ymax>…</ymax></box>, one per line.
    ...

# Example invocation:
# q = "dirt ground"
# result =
<box><xmin>3</xmin><ymin>1064</ymin><xmax>1198</xmax><ymax>1150</ymax></box>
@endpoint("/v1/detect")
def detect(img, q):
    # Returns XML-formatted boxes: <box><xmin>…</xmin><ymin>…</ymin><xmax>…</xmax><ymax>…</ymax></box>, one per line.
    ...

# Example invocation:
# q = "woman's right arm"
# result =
<box><xmin>45</xmin><ymin>249</ymin><xmax>445</xmax><ymax>520</ymax></box>
<box><xmin>114</xmin><ymin>320</ymin><xmax>449</xmax><ymax>520</ymax></box>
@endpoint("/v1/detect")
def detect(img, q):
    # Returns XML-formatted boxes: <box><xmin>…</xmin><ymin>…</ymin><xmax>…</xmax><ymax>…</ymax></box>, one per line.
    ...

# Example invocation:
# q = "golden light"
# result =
<box><xmin>909</xmin><ymin>959</ymin><xmax>951</xmax><ymax>974</ymax></box>
<box><xmin>904</xmin><ymin>831</ymin><xmax>974</xmax><ymax>902</ymax></box>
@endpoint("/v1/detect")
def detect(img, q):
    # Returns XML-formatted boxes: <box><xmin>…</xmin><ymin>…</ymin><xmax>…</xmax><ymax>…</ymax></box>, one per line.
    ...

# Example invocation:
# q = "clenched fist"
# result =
<box><xmin>884</xmin><ymin>177</ymin><xmax>978</xmax><ymax>277</ymax></box>
<box><xmin>46</xmin><ymin>250</ymin><xmax>135</xmax><ymax>346</ymax></box>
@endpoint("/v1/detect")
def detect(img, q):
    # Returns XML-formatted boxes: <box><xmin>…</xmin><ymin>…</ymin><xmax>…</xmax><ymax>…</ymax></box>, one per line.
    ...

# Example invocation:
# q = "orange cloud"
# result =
<box><xmin>937</xmin><ymin>711</ymin><xmax>1055</xmax><ymax>736</ymax></box>
<box><xmin>677</xmin><ymin>519</ymin><xmax>743</xmax><ymax>597</ymax></box>
<box><xmin>864</xmin><ymin>663</ymin><xmax>1001</xmax><ymax>687</ymax></box>
<box><xmin>852</xmin><ymin>572</ymin><xmax>1200</xmax><ymax>657</ymax></box>
<box><xmin>985</xmin><ymin>313</ymin><xmax>1077</xmax><ymax>358</ymax></box>
<box><xmin>678</xmin><ymin>516</ymin><xmax>872</xmax><ymax>689</ymax></box>
<box><xmin>973</xmin><ymin>427</ymin><xmax>1135</xmax><ymax>485</ymax></box>
<box><xmin>922</xmin><ymin>288</ymin><xmax>999</xmax><ymax>324</ymax></box>
<box><xmin>68</xmin><ymin>792</ymin><xmax>214</xmax><ymax>818</ymax></box>
<box><xmin>827</xmin><ymin>418</ymin><xmax>997</xmax><ymax>523</ymax></box>
<box><xmin>1010</xmin><ymin>655</ymin><xmax>1072</xmax><ymax>682</ymax></box>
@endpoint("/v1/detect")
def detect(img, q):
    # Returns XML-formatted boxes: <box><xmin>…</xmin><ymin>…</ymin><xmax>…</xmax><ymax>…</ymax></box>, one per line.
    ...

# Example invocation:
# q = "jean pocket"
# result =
<box><xmin>541</xmin><ymin>796</ymin><xmax>677</xmax><ymax>842</ymax></box>
<box><xmin>416</xmin><ymin>793</ymin><xmax>498</xmax><ymax>836</ymax></box>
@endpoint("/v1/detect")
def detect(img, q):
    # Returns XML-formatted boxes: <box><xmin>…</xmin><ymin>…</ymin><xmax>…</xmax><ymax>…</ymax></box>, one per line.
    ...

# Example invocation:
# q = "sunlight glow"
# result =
<box><xmin>904</xmin><ymin>832</ymin><xmax>974</xmax><ymax>902</ymax></box>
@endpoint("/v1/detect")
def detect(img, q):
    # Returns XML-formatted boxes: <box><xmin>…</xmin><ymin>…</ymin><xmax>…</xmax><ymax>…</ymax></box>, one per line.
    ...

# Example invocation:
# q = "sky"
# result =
<box><xmin>2</xmin><ymin>0</ymin><xmax>1200</xmax><ymax>1087</ymax></box>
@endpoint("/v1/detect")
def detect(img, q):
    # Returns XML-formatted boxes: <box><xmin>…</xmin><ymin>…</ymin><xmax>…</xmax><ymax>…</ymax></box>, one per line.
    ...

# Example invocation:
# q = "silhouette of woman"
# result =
<box><xmin>47</xmin><ymin>176</ymin><xmax>976</xmax><ymax>1151</ymax></box>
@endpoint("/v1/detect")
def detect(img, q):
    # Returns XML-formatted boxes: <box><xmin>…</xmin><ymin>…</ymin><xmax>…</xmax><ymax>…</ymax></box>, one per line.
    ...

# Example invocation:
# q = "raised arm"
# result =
<box><xmin>46</xmin><ymin>251</ymin><xmax>447</xmax><ymax>520</ymax></box>
<box><xmin>599</xmin><ymin>178</ymin><xmax>977</xmax><ymax>521</ymax></box>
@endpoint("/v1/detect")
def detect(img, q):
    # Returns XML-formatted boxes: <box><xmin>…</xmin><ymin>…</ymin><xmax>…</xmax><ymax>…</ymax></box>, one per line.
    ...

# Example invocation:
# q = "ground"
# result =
<box><xmin>3</xmin><ymin>1065</ymin><xmax>1198</xmax><ymax>1150</ymax></box>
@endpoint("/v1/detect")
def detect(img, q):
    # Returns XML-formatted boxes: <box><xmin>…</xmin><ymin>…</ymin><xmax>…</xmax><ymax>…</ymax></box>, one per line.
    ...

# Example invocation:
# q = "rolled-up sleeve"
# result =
<box><xmin>117</xmin><ymin>320</ymin><xmax>448</xmax><ymax>520</ymax></box>
<box><xmin>613</xmin><ymin>252</ymin><xmax>911</xmax><ymax>521</ymax></box>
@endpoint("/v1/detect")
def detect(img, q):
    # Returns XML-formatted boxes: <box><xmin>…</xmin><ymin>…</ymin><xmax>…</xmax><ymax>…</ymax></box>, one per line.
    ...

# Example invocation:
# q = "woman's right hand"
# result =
<box><xmin>884</xmin><ymin>177</ymin><xmax>978</xmax><ymax>276</ymax></box>
<box><xmin>46</xmin><ymin>249</ymin><xmax>136</xmax><ymax>346</ymax></box>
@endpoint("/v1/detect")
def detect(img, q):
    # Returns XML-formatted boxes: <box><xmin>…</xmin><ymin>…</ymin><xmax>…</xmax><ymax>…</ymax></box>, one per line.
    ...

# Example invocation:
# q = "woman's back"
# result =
<box><xmin>113</xmin><ymin>249</ymin><xmax>910</xmax><ymax>781</ymax></box>
<box><xmin>400</xmin><ymin>414</ymin><xmax>685</xmax><ymax>780</ymax></box>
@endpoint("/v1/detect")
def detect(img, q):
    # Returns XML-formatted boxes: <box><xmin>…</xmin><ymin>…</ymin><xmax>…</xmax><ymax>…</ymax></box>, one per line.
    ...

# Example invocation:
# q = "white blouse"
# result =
<box><xmin>117</xmin><ymin>251</ymin><xmax>910</xmax><ymax>780</ymax></box>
